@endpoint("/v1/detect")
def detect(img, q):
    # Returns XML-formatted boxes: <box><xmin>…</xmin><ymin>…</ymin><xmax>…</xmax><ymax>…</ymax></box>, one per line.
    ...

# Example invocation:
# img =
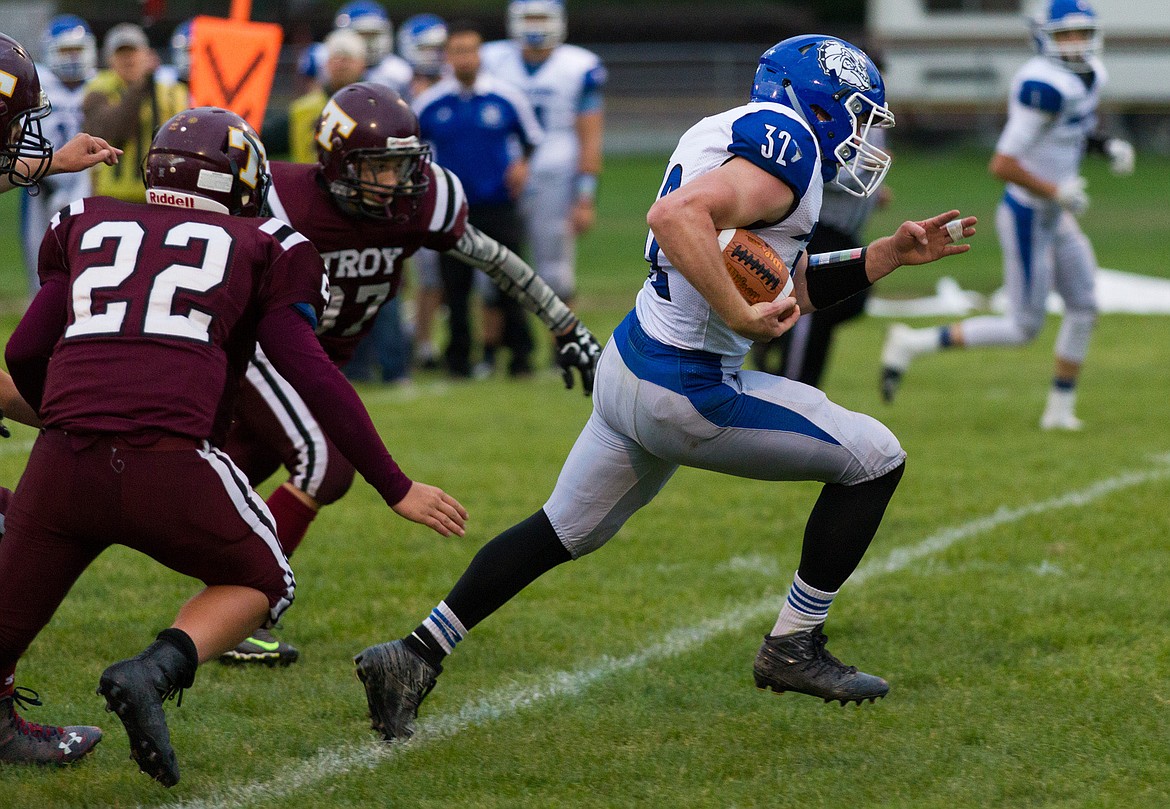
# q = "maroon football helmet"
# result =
<box><xmin>144</xmin><ymin>107</ymin><xmax>271</xmax><ymax>217</ymax></box>
<box><xmin>316</xmin><ymin>82</ymin><xmax>431</xmax><ymax>220</ymax></box>
<box><xmin>0</xmin><ymin>33</ymin><xmax>53</xmax><ymax>187</ymax></box>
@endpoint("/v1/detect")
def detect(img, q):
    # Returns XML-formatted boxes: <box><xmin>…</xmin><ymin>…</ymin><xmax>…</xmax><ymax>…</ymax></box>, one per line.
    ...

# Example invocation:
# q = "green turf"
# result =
<box><xmin>0</xmin><ymin>147</ymin><xmax>1168</xmax><ymax>807</ymax></box>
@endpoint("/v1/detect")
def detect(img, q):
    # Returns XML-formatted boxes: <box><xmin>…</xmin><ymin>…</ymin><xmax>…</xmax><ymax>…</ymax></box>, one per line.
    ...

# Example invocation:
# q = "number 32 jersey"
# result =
<box><xmin>638</xmin><ymin>101</ymin><xmax>822</xmax><ymax>366</ymax></box>
<box><xmin>35</xmin><ymin>197</ymin><xmax>330</xmax><ymax>440</ymax></box>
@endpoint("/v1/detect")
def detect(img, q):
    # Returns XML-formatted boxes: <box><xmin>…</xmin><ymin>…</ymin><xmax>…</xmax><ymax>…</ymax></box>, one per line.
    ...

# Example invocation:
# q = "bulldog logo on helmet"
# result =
<box><xmin>818</xmin><ymin>40</ymin><xmax>872</xmax><ymax>91</ymax></box>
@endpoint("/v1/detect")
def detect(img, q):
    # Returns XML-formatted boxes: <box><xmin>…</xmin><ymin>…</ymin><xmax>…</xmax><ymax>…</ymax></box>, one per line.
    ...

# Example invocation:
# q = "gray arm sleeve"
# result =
<box><xmin>448</xmin><ymin>223</ymin><xmax>576</xmax><ymax>334</ymax></box>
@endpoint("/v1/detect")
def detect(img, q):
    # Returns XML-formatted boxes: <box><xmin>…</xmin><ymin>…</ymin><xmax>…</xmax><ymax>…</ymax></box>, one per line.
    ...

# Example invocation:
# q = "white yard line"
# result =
<box><xmin>160</xmin><ymin>458</ymin><xmax>1170</xmax><ymax>809</ymax></box>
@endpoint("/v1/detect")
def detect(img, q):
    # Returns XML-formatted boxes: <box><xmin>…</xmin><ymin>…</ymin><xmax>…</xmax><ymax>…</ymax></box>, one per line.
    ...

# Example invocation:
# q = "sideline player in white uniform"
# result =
<box><xmin>335</xmin><ymin>0</ymin><xmax>412</xmax><ymax>96</ymax></box>
<box><xmin>354</xmin><ymin>35</ymin><xmax>978</xmax><ymax>741</ymax></box>
<box><xmin>880</xmin><ymin>0</ymin><xmax>1134</xmax><ymax>430</ymax></box>
<box><xmin>20</xmin><ymin>15</ymin><xmax>97</xmax><ymax>293</ymax></box>
<box><xmin>480</xmin><ymin>0</ymin><xmax>606</xmax><ymax>307</ymax></box>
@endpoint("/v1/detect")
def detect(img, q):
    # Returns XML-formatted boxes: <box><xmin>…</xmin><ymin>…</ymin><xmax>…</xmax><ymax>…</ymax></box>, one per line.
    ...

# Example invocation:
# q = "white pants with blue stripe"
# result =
<box><xmin>960</xmin><ymin>192</ymin><xmax>1097</xmax><ymax>362</ymax></box>
<box><xmin>519</xmin><ymin>169</ymin><xmax>577</xmax><ymax>300</ymax></box>
<box><xmin>544</xmin><ymin>312</ymin><xmax>906</xmax><ymax>558</ymax></box>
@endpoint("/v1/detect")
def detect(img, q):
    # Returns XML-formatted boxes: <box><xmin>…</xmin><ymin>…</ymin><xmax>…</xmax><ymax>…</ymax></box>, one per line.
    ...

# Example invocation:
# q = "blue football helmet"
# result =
<box><xmin>170</xmin><ymin>18</ymin><xmax>194</xmax><ymax>82</ymax></box>
<box><xmin>397</xmin><ymin>14</ymin><xmax>447</xmax><ymax>78</ymax></box>
<box><xmin>42</xmin><ymin>14</ymin><xmax>97</xmax><ymax>84</ymax></box>
<box><xmin>751</xmin><ymin>35</ymin><xmax>894</xmax><ymax>198</ymax></box>
<box><xmin>1031</xmin><ymin>0</ymin><xmax>1101</xmax><ymax>73</ymax></box>
<box><xmin>335</xmin><ymin>0</ymin><xmax>393</xmax><ymax>65</ymax></box>
<box><xmin>298</xmin><ymin>41</ymin><xmax>328</xmax><ymax>81</ymax></box>
<box><xmin>507</xmin><ymin>0</ymin><xmax>566</xmax><ymax>50</ymax></box>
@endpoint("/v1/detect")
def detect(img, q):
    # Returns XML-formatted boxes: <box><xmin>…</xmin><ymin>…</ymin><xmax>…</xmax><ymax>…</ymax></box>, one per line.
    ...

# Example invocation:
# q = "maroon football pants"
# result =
<box><xmin>0</xmin><ymin>430</ymin><xmax>295</xmax><ymax>684</ymax></box>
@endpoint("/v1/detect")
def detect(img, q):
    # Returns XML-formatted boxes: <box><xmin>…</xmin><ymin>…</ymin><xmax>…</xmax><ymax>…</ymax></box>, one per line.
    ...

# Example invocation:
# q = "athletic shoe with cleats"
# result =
<box><xmin>0</xmin><ymin>687</ymin><xmax>102</xmax><ymax>765</ymax></box>
<box><xmin>1040</xmin><ymin>410</ymin><xmax>1084</xmax><ymax>432</ymax></box>
<box><xmin>354</xmin><ymin>640</ymin><xmax>439</xmax><ymax>742</ymax></box>
<box><xmin>753</xmin><ymin>624</ymin><xmax>889</xmax><ymax>705</ymax></box>
<box><xmin>880</xmin><ymin>367</ymin><xmax>904</xmax><ymax>404</ymax></box>
<box><xmin>97</xmin><ymin>640</ymin><xmax>193</xmax><ymax>787</ymax></box>
<box><xmin>880</xmin><ymin>323</ymin><xmax>935</xmax><ymax>403</ymax></box>
<box><xmin>219</xmin><ymin>627</ymin><xmax>299</xmax><ymax>666</ymax></box>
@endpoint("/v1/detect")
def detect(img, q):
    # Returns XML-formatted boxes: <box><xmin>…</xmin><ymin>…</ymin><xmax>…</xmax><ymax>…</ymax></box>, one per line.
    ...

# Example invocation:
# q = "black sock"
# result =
<box><xmin>403</xmin><ymin>628</ymin><xmax>446</xmax><ymax>670</ymax></box>
<box><xmin>445</xmin><ymin>509</ymin><xmax>571</xmax><ymax>630</ymax></box>
<box><xmin>402</xmin><ymin>509</ymin><xmax>572</xmax><ymax>669</ymax></box>
<box><xmin>155</xmin><ymin>628</ymin><xmax>199</xmax><ymax>672</ymax></box>
<box><xmin>798</xmin><ymin>461</ymin><xmax>906</xmax><ymax>591</ymax></box>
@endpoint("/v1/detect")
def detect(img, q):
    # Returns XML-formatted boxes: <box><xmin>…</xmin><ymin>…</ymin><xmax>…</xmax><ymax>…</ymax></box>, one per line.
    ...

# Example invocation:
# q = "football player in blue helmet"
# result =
<box><xmin>751</xmin><ymin>34</ymin><xmax>894</xmax><ymax>197</ymax></box>
<box><xmin>297</xmin><ymin>41</ymin><xmax>328</xmax><ymax>85</ymax></box>
<box><xmin>1031</xmin><ymin>0</ymin><xmax>1102</xmax><ymax>73</ymax></box>
<box><xmin>881</xmin><ymin>0</ymin><xmax>1132</xmax><ymax>430</ymax></box>
<box><xmin>397</xmin><ymin>13</ymin><xmax>447</xmax><ymax>80</ymax></box>
<box><xmin>507</xmin><ymin>0</ymin><xmax>566</xmax><ymax>49</ymax></box>
<box><xmin>355</xmin><ymin>33</ymin><xmax>977</xmax><ymax>742</ymax></box>
<box><xmin>169</xmin><ymin>18</ymin><xmax>194</xmax><ymax>83</ymax></box>
<box><xmin>42</xmin><ymin>14</ymin><xmax>97</xmax><ymax>85</ymax></box>
<box><xmin>335</xmin><ymin>0</ymin><xmax>393</xmax><ymax>66</ymax></box>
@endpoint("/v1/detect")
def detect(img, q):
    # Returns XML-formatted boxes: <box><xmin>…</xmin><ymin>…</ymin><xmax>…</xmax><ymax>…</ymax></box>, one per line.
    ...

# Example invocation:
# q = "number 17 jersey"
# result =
<box><xmin>638</xmin><ymin>101</ymin><xmax>822</xmax><ymax>368</ymax></box>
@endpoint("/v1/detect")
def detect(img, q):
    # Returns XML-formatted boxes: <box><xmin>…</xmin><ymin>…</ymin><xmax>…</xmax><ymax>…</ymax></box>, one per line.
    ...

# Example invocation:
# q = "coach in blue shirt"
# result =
<box><xmin>414</xmin><ymin>21</ymin><xmax>544</xmax><ymax>378</ymax></box>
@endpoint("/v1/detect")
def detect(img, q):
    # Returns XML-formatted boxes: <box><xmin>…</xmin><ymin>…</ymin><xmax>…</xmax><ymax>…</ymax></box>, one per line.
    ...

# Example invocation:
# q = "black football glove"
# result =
<box><xmin>554</xmin><ymin>320</ymin><xmax>602</xmax><ymax>396</ymax></box>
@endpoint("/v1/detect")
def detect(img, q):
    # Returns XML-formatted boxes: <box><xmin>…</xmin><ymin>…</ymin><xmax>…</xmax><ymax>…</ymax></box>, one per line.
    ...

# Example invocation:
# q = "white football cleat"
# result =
<box><xmin>880</xmin><ymin>324</ymin><xmax>938</xmax><ymax>402</ymax></box>
<box><xmin>1040</xmin><ymin>410</ymin><xmax>1084</xmax><ymax>431</ymax></box>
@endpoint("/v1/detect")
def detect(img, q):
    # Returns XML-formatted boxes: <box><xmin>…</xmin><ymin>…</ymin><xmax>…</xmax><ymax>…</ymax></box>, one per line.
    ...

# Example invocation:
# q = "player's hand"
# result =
<box><xmin>875</xmin><ymin>210</ymin><xmax>977</xmax><ymax>275</ymax></box>
<box><xmin>571</xmin><ymin>197</ymin><xmax>596</xmax><ymax>235</ymax></box>
<box><xmin>391</xmin><ymin>481</ymin><xmax>468</xmax><ymax>537</ymax></box>
<box><xmin>49</xmin><ymin>133</ymin><xmax>122</xmax><ymax>176</ymax></box>
<box><xmin>555</xmin><ymin>319</ymin><xmax>602</xmax><ymax>396</ymax></box>
<box><xmin>1105</xmin><ymin>138</ymin><xmax>1135</xmax><ymax>176</ymax></box>
<box><xmin>734</xmin><ymin>295</ymin><xmax>800</xmax><ymax>343</ymax></box>
<box><xmin>1055</xmin><ymin>176</ymin><xmax>1089</xmax><ymax>215</ymax></box>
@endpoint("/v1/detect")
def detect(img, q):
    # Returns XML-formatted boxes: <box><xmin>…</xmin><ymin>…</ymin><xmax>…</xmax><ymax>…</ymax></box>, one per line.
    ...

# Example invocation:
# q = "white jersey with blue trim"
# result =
<box><xmin>36</xmin><ymin>65</ymin><xmax>89</xmax><ymax>152</ymax></box>
<box><xmin>366</xmin><ymin>53</ymin><xmax>413</xmax><ymax>96</ymax></box>
<box><xmin>996</xmin><ymin>55</ymin><xmax>1105</xmax><ymax>204</ymax></box>
<box><xmin>636</xmin><ymin>101</ymin><xmax>822</xmax><ymax>367</ymax></box>
<box><xmin>24</xmin><ymin>65</ymin><xmax>92</xmax><ymax>279</ymax></box>
<box><xmin>480</xmin><ymin>40</ymin><xmax>605</xmax><ymax>175</ymax></box>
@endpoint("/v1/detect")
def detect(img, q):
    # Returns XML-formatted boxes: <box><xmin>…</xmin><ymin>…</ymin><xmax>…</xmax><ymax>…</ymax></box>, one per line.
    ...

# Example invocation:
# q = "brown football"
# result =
<box><xmin>717</xmin><ymin>228</ymin><xmax>793</xmax><ymax>305</ymax></box>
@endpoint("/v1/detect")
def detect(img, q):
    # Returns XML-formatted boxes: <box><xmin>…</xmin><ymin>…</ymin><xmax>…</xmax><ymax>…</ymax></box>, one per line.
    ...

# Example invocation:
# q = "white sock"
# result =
<box><xmin>1044</xmin><ymin>386</ymin><xmax>1077</xmax><ymax>417</ymax></box>
<box><xmin>771</xmin><ymin>573</ymin><xmax>838</xmax><ymax>637</ymax></box>
<box><xmin>909</xmin><ymin>326</ymin><xmax>944</xmax><ymax>356</ymax></box>
<box><xmin>421</xmin><ymin>601</ymin><xmax>468</xmax><ymax>655</ymax></box>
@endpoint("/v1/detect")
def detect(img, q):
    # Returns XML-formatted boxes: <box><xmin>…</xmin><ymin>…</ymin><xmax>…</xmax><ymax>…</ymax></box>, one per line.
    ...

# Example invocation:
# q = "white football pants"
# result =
<box><xmin>543</xmin><ymin>312</ymin><xmax>906</xmax><ymax>558</ymax></box>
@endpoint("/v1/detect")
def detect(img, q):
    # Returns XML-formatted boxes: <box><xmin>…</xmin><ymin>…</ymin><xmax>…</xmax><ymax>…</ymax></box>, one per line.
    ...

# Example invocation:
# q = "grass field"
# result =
<box><xmin>2</xmin><ymin>146</ymin><xmax>1170</xmax><ymax>808</ymax></box>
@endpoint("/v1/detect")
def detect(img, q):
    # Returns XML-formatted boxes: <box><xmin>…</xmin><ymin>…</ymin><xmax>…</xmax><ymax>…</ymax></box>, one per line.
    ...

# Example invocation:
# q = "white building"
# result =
<box><xmin>869</xmin><ymin>0</ymin><xmax>1170</xmax><ymax>112</ymax></box>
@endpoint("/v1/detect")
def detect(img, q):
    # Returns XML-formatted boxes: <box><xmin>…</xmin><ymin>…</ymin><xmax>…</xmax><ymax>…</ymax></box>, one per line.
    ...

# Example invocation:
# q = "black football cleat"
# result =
<box><xmin>97</xmin><ymin>639</ymin><xmax>194</xmax><ymax>787</ymax></box>
<box><xmin>354</xmin><ymin>640</ymin><xmax>439</xmax><ymax>742</ymax></box>
<box><xmin>880</xmin><ymin>367</ymin><xmax>903</xmax><ymax>403</ymax></box>
<box><xmin>753</xmin><ymin>624</ymin><xmax>889</xmax><ymax>705</ymax></box>
<box><xmin>0</xmin><ymin>687</ymin><xmax>102</xmax><ymax>765</ymax></box>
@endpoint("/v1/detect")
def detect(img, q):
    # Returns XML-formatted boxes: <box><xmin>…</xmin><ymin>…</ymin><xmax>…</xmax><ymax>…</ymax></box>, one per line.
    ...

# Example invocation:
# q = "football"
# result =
<box><xmin>716</xmin><ymin>228</ymin><xmax>794</xmax><ymax>305</ymax></box>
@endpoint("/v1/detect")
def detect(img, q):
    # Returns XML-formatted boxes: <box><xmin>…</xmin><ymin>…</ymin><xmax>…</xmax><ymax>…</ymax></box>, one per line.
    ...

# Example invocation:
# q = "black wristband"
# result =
<box><xmin>805</xmin><ymin>246</ymin><xmax>872</xmax><ymax>310</ymax></box>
